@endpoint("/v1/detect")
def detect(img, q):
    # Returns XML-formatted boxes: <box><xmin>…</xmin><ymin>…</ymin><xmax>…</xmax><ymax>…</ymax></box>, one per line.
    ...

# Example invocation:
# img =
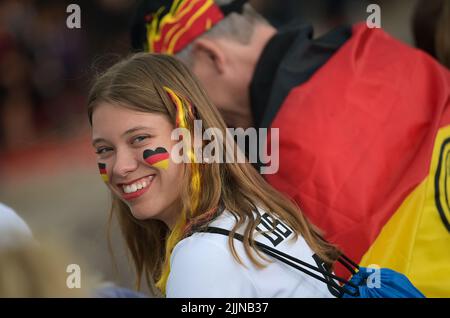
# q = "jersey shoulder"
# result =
<box><xmin>166</xmin><ymin>232</ymin><xmax>259</xmax><ymax>298</ymax></box>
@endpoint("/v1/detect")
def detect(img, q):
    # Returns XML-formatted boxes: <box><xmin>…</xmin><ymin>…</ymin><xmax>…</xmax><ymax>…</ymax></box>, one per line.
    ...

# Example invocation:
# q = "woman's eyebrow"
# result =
<box><xmin>121</xmin><ymin>126</ymin><xmax>154</xmax><ymax>137</ymax></box>
<box><xmin>92</xmin><ymin>138</ymin><xmax>108</xmax><ymax>146</ymax></box>
<box><xmin>92</xmin><ymin>126</ymin><xmax>154</xmax><ymax>146</ymax></box>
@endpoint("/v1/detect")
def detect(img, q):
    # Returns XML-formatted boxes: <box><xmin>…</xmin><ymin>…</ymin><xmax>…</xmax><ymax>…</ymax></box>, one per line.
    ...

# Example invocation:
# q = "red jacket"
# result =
<box><xmin>260</xmin><ymin>24</ymin><xmax>450</xmax><ymax>295</ymax></box>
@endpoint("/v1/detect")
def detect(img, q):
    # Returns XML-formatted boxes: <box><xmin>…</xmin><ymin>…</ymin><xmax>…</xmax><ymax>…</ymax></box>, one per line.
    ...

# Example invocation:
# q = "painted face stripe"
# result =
<box><xmin>98</xmin><ymin>163</ymin><xmax>109</xmax><ymax>182</ymax></box>
<box><xmin>144</xmin><ymin>152</ymin><xmax>170</xmax><ymax>165</ymax></box>
<box><xmin>152</xmin><ymin>159</ymin><xmax>169</xmax><ymax>170</ymax></box>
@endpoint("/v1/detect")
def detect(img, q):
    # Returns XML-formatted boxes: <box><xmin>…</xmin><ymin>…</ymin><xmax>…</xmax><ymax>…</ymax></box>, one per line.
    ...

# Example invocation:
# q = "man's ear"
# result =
<box><xmin>191</xmin><ymin>37</ymin><xmax>226</xmax><ymax>74</ymax></box>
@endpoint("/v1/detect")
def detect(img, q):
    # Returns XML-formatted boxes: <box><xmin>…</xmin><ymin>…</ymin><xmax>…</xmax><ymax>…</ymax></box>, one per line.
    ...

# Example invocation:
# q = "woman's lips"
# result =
<box><xmin>119</xmin><ymin>175</ymin><xmax>155</xmax><ymax>201</ymax></box>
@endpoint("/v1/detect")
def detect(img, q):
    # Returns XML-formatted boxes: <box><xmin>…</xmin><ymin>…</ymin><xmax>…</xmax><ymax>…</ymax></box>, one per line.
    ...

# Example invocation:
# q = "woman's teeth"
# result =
<box><xmin>122</xmin><ymin>176</ymin><xmax>154</xmax><ymax>194</ymax></box>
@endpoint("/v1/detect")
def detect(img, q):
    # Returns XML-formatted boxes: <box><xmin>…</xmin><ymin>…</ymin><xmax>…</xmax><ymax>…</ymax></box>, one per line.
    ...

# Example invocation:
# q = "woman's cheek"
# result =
<box><xmin>142</xmin><ymin>147</ymin><xmax>170</xmax><ymax>170</ymax></box>
<box><xmin>97</xmin><ymin>162</ymin><xmax>109</xmax><ymax>183</ymax></box>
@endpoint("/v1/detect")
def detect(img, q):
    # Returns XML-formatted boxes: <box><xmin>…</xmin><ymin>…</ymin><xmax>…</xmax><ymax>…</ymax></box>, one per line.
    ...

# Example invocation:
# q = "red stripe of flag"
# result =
<box><xmin>145</xmin><ymin>152</ymin><xmax>170</xmax><ymax>165</ymax></box>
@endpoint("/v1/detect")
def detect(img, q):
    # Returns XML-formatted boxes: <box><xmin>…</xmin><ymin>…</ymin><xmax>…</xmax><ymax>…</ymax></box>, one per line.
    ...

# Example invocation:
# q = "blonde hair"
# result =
<box><xmin>87</xmin><ymin>53</ymin><xmax>341</xmax><ymax>295</ymax></box>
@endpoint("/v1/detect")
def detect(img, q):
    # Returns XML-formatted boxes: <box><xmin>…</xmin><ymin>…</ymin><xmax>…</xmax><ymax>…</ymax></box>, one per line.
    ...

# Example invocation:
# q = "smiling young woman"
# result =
<box><xmin>87</xmin><ymin>53</ymin><xmax>342</xmax><ymax>298</ymax></box>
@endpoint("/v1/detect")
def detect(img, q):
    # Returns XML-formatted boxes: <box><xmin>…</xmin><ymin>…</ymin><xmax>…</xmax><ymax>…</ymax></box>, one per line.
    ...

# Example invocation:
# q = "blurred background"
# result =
<box><xmin>0</xmin><ymin>0</ymin><xmax>448</xmax><ymax>294</ymax></box>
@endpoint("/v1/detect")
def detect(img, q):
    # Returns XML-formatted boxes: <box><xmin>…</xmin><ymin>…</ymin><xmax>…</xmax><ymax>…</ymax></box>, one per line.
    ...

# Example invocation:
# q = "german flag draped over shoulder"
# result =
<box><xmin>266</xmin><ymin>24</ymin><xmax>450</xmax><ymax>297</ymax></box>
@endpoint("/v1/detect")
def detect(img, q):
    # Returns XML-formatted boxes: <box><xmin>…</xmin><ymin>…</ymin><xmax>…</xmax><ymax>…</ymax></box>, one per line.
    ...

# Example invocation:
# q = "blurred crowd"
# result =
<box><xmin>0</xmin><ymin>0</ymin><xmax>135</xmax><ymax>151</ymax></box>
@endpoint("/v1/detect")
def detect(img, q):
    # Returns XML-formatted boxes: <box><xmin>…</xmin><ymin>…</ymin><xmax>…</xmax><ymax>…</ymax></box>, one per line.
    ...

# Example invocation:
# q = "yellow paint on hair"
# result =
<box><xmin>156</xmin><ymin>87</ymin><xmax>202</xmax><ymax>295</ymax></box>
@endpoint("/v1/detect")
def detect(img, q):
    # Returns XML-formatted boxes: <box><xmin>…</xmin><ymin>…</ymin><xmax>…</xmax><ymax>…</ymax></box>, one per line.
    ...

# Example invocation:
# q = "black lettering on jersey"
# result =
<box><xmin>255</xmin><ymin>213</ymin><xmax>293</xmax><ymax>247</ymax></box>
<box><xmin>312</xmin><ymin>254</ymin><xmax>342</xmax><ymax>297</ymax></box>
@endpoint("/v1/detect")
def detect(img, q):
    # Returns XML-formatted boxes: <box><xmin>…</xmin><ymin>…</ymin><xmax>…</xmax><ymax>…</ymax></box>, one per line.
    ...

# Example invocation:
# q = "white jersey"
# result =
<box><xmin>167</xmin><ymin>208</ymin><xmax>337</xmax><ymax>298</ymax></box>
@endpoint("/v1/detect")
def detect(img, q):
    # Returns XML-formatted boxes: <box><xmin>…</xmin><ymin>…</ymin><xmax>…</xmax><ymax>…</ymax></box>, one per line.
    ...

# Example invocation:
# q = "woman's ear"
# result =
<box><xmin>191</xmin><ymin>37</ymin><xmax>226</xmax><ymax>74</ymax></box>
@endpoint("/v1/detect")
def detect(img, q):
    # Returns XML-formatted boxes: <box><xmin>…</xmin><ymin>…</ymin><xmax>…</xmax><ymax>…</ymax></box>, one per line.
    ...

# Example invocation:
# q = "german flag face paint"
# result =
<box><xmin>143</xmin><ymin>147</ymin><xmax>170</xmax><ymax>170</ymax></box>
<box><xmin>98</xmin><ymin>163</ymin><xmax>109</xmax><ymax>182</ymax></box>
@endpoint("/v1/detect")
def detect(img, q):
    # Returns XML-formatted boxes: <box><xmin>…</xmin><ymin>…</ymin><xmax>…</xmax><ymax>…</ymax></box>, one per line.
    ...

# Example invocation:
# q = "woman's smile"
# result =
<box><xmin>116</xmin><ymin>174</ymin><xmax>156</xmax><ymax>201</ymax></box>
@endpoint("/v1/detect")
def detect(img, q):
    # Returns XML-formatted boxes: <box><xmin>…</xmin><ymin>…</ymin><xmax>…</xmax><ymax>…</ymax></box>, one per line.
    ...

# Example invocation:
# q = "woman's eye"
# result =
<box><xmin>132</xmin><ymin>135</ymin><xmax>149</xmax><ymax>144</ymax></box>
<box><xmin>95</xmin><ymin>147</ymin><xmax>112</xmax><ymax>154</ymax></box>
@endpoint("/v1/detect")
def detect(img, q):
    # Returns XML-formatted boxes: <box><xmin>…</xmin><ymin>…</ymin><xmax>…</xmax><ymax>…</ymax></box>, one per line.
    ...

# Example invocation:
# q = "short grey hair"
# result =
<box><xmin>176</xmin><ymin>1</ymin><xmax>269</xmax><ymax>66</ymax></box>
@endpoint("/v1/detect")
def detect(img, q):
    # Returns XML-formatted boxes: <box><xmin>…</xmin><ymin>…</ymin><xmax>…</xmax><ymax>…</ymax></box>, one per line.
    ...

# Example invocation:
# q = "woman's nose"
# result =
<box><xmin>112</xmin><ymin>149</ymin><xmax>139</xmax><ymax>178</ymax></box>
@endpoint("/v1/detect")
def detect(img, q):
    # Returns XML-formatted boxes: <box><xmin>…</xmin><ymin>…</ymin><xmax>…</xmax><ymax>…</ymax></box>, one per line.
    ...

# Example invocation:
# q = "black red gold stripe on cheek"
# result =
<box><xmin>143</xmin><ymin>147</ymin><xmax>169</xmax><ymax>170</ymax></box>
<box><xmin>98</xmin><ymin>162</ymin><xmax>109</xmax><ymax>182</ymax></box>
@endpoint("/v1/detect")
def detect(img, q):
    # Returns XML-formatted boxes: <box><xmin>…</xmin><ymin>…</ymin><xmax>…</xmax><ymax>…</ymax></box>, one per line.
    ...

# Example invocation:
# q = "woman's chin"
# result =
<box><xmin>130</xmin><ymin>210</ymin><xmax>150</xmax><ymax>220</ymax></box>
<box><xmin>129</xmin><ymin>206</ymin><xmax>158</xmax><ymax>221</ymax></box>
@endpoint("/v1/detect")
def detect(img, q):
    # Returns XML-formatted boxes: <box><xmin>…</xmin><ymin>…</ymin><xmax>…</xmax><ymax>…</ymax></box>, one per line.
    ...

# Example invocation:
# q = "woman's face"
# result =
<box><xmin>91</xmin><ymin>102</ymin><xmax>184</xmax><ymax>228</ymax></box>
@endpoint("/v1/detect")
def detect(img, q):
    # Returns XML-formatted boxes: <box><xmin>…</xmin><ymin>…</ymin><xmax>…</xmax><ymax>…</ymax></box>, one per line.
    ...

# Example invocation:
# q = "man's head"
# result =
<box><xmin>131</xmin><ymin>0</ymin><xmax>276</xmax><ymax>128</ymax></box>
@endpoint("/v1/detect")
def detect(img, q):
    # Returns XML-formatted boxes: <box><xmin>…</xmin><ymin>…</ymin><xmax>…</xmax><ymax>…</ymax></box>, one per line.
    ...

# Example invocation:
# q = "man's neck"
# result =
<box><xmin>246</xmin><ymin>23</ymin><xmax>277</xmax><ymax>78</ymax></box>
<box><xmin>222</xmin><ymin>109</ymin><xmax>253</xmax><ymax>129</ymax></box>
<box><xmin>237</xmin><ymin>23</ymin><xmax>276</xmax><ymax>129</ymax></box>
